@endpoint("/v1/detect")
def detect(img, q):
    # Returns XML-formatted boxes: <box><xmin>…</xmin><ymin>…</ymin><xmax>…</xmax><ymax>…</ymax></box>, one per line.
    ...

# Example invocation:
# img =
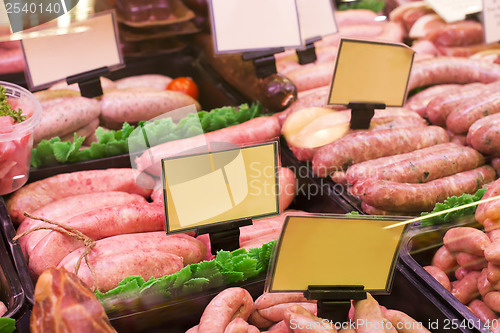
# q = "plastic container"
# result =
<box><xmin>0</xmin><ymin>198</ymin><xmax>34</xmax><ymax>305</ymax></box>
<box><xmin>105</xmin><ymin>262</ymin><xmax>472</xmax><ymax>333</ymax></box>
<box><xmin>0</xmin><ymin>81</ymin><xmax>41</xmax><ymax>195</ymax></box>
<box><xmin>400</xmin><ymin>219</ymin><xmax>491</xmax><ymax>332</ymax></box>
<box><xmin>0</xmin><ymin>203</ymin><xmax>25</xmax><ymax>319</ymax></box>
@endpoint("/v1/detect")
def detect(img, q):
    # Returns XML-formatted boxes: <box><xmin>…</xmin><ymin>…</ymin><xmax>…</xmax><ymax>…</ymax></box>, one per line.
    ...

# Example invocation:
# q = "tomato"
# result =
<box><xmin>167</xmin><ymin>77</ymin><xmax>199</xmax><ymax>100</ymax></box>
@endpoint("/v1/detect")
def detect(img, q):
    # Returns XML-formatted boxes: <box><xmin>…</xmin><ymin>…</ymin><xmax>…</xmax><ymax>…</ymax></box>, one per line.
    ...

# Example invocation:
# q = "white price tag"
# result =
<box><xmin>296</xmin><ymin>0</ymin><xmax>338</xmax><ymax>43</ymax></box>
<box><xmin>483</xmin><ymin>0</ymin><xmax>500</xmax><ymax>43</ymax></box>
<box><xmin>208</xmin><ymin>0</ymin><xmax>302</xmax><ymax>53</ymax></box>
<box><xmin>426</xmin><ymin>0</ymin><xmax>482</xmax><ymax>22</ymax></box>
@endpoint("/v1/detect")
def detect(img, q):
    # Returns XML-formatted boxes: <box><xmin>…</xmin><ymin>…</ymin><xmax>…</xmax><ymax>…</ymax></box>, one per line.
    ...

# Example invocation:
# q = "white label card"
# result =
<box><xmin>483</xmin><ymin>0</ymin><xmax>500</xmax><ymax>43</ymax></box>
<box><xmin>426</xmin><ymin>0</ymin><xmax>482</xmax><ymax>23</ymax></box>
<box><xmin>296</xmin><ymin>0</ymin><xmax>338</xmax><ymax>44</ymax></box>
<box><xmin>21</xmin><ymin>10</ymin><xmax>123</xmax><ymax>90</ymax></box>
<box><xmin>208</xmin><ymin>0</ymin><xmax>302</xmax><ymax>53</ymax></box>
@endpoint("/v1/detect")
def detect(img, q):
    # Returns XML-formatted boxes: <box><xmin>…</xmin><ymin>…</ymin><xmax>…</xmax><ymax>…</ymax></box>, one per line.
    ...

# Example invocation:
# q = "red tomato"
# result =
<box><xmin>167</xmin><ymin>77</ymin><xmax>199</xmax><ymax>100</ymax></box>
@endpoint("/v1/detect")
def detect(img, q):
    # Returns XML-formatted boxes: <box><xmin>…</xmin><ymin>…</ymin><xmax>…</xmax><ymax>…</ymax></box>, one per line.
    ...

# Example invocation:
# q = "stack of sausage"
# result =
<box><xmin>275</xmin><ymin>9</ymin><xmax>405</xmax><ymax>93</ymax></box>
<box><xmin>186</xmin><ymin>287</ymin><xmax>430</xmax><ymax>333</ymax></box>
<box><xmin>390</xmin><ymin>1</ymin><xmax>500</xmax><ymax>58</ymax></box>
<box><xmin>7</xmin><ymin>165</ymin><xmax>298</xmax><ymax>292</ymax></box>
<box><xmin>31</xmin><ymin>74</ymin><xmax>199</xmax><ymax>145</ymax></box>
<box><xmin>422</xmin><ymin>178</ymin><xmax>500</xmax><ymax>329</ymax></box>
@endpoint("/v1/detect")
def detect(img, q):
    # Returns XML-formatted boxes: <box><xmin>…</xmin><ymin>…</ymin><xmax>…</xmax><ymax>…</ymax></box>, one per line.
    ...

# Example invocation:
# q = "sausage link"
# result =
<box><xmin>468</xmin><ymin>300</ymin><xmax>497</xmax><ymax>324</ymax></box>
<box><xmin>353</xmin><ymin>293</ymin><xmax>385</xmax><ymax>333</ymax></box>
<box><xmin>484</xmin><ymin>292</ymin><xmax>500</xmax><ymax>313</ymax></box>
<box><xmin>468</xmin><ymin>113</ymin><xmax>500</xmax><ymax>155</ymax></box>
<box><xmin>405</xmin><ymin>84</ymin><xmax>460</xmax><ymax>117</ymax></box>
<box><xmin>354</xmin><ymin>166</ymin><xmax>495</xmax><ymax>212</ymax></box>
<box><xmin>455</xmin><ymin>267</ymin><xmax>471</xmax><ymax>280</ymax></box>
<box><xmin>432</xmin><ymin>246</ymin><xmax>458</xmax><ymax>274</ymax></box>
<box><xmin>312</xmin><ymin>126</ymin><xmax>449</xmax><ymax>177</ymax></box>
<box><xmin>447</xmin><ymin>91</ymin><xmax>500</xmax><ymax>134</ymax></box>
<box><xmin>456</xmin><ymin>252</ymin><xmax>488</xmax><ymax>270</ymax></box>
<box><xmin>384</xmin><ymin>310</ymin><xmax>431</xmax><ymax>333</ymax></box>
<box><xmin>478</xmin><ymin>268</ymin><xmax>494</xmax><ymax>297</ymax></box>
<box><xmin>444</xmin><ymin>227</ymin><xmax>491</xmax><ymax>256</ymax></box>
<box><xmin>423</xmin><ymin>266</ymin><xmax>451</xmax><ymax>291</ymax></box>
<box><xmin>451</xmin><ymin>271</ymin><xmax>481</xmax><ymax>304</ymax></box>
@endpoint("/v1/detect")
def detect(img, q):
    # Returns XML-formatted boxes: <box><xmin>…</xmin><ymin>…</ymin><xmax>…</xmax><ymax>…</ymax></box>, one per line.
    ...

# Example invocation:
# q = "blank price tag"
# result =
<box><xmin>162</xmin><ymin>142</ymin><xmax>279</xmax><ymax>233</ymax></box>
<box><xmin>267</xmin><ymin>215</ymin><xmax>408</xmax><ymax>293</ymax></box>
<box><xmin>208</xmin><ymin>0</ymin><xmax>302</xmax><ymax>53</ymax></box>
<box><xmin>328</xmin><ymin>38</ymin><xmax>414</xmax><ymax>107</ymax></box>
<box><xmin>21</xmin><ymin>10</ymin><xmax>123</xmax><ymax>90</ymax></box>
<box><xmin>296</xmin><ymin>0</ymin><xmax>338</xmax><ymax>43</ymax></box>
<box><xmin>483</xmin><ymin>0</ymin><xmax>500</xmax><ymax>43</ymax></box>
<box><xmin>425</xmin><ymin>0</ymin><xmax>482</xmax><ymax>22</ymax></box>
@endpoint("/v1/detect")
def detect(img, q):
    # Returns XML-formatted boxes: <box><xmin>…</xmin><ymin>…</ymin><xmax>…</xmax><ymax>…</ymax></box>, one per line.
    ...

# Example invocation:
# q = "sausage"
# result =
<box><xmin>444</xmin><ymin>227</ymin><xmax>491</xmax><ymax>256</ymax></box>
<box><xmin>0</xmin><ymin>301</ymin><xmax>7</xmax><ymax>317</ymax></box>
<box><xmin>283</xmin><ymin>305</ymin><xmax>336</xmax><ymax>333</ymax></box>
<box><xmin>428</xmin><ymin>20</ymin><xmax>484</xmax><ymax>47</ymax></box>
<box><xmin>332</xmin><ymin>171</ymin><xmax>347</xmax><ymax>185</ymax></box>
<box><xmin>286</xmin><ymin>61</ymin><xmax>335</xmax><ymax>92</ymax></box>
<box><xmin>136</xmin><ymin>116</ymin><xmax>281</xmax><ymax>177</ymax></box>
<box><xmin>476</xmin><ymin>178</ymin><xmax>500</xmax><ymax>225</ymax></box>
<box><xmin>114</xmin><ymin>74</ymin><xmax>172</xmax><ymax>90</ymax></box>
<box><xmin>347</xmin><ymin>143</ymin><xmax>484</xmax><ymax>186</ymax></box>
<box><xmin>29</xmin><ymin>202</ymin><xmax>166</xmax><ymax>276</ymax></box>
<box><xmin>447</xmin><ymin>91</ymin><xmax>500</xmax><ymax>134</ymax></box>
<box><xmin>335</xmin><ymin>9</ymin><xmax>379</xmax><ymax>27</ymax></box>
<box><xmin>478</xmin><ymin>268</ymin><xmax>494</xmax><ymax>296</ymax></box>
<box><xmin>100</xmin><ymin>88</ymin><xmax>201</xmax><ymax>129</ymax></box>
<box><xmin>485</xmin><ymin>241</ymin><xmax>500</xmax><ymax>265</ymax></box>
<box><xmin>484</xmin><ymin>292</ymin><xmax>500</xmax><ymax>313</ymax></box>
<box><xmin>49</xmin><ymin>77</ymin><xmax>116</xmax><ymax>91</ymax></box>
<box><xmin>451</xmin><ymin>271</ymin><xmax>481</xmax><ymax>304</ymax></box>
<box><xmin>33</xmin><ymin>89</ymin><xmax>80</xmax><ymax>102</ymax></box>
<box><xmin>6</xmin><ymin>168</ymin><xmax>154</xmax><ymax>224</ymax></box>
<box><xmin>407</xmin><ymin>57</ymin><xmax>500</xmax><ymax>91</ymax></box>
<box><xmin>468</xmin><ymin>113</ymin><xmax>500</xmax><ymax>155</ymax></box>
<box><xmin>456</xmin><ymin>252</ymin><xmax>488</xmax><ymax>270</ymax></box>
<box><xmin>375</xmin><ymin>21</ymin><xmax>405</xmax><ymax>43</ymax></box>
<box><xmin>34</xmin><ymin>97</ymin><xmax>101</xmax><ymax>144</ymax></box>
<box><xmin>489</xmin><ymin>229</ymin><xmax>500</xmax><ymax>243</ymax></box>
<box><xmin>361</xmin><ymin>202</ymin><xmax>418</xmax><ymax>216</ymax></box>
<box><xmin>426</xmin><ymin>82</ymin><xmax>485</xmax><ymax>125</ymax></box>
<box><xmin>248</xmin><ymin>311</ymin><xmax>274</xmax><ymax>329</ymax></box>
<box><xmin>492</xmin><ymin>157</ymin><xmax>500</xmax><ymax>176</ymax></box>
<box><xmin>353</xmin><ymin>166</ymin><xmax>495</xmax><ymax>212</ymax></box>
<box><xmin>64</xmin><ymin>249</ymin><xmax>184</xmax><ymax>292</ymax></box>
<box><xmin>59</xmin><ymin>118</ymin><xmax>99</xmax><ymax>144</ymax></box>
<box><xmin>455</xmin><ymin>267</ymin><xmax>471</xmax><ymax>280</ymax></box>
<box><xmin>224</xmin><ymin>318</ymin><xmax>260</xmax><ymax>333</ymax></box>
<box><xmin>258</xmin><ymin>303</ymin><xmax>317</xmax><ymax>323</ymax></box>
<box><xmin>468</xmin><ymin>300</ymin><xmax>497</xmax><ymax>324</ymax></box>
<box><xmin>384</xmin><ymin>310</ymin><xmax>431</xmax><ymax>333</ymax></box>
<box><xmin>487</xmin><ymin>263</ymin><xmax>500</xmax><ymax>284</ymax></box>
<box><xmin>353</xmin><ymin>293</ymin><xmax>385</xmax><ymax>333</ymax></box>
<box><xmin>266</xmin><ymin>320</ymin><xmax>292</xmax><ymax>332</ymax></box>
<box><xmin>432</xmin><ymin>246</ymin><xmax>458</xmax><ymax>273</ymax></box>
<box><xmin>0</xmin><ymin>48</ymin><xmax>25</xmax><ymax>75</ymax></box>
<box><xmin>198</xmin><ymin>288</ymin><xmax>254</xmax><ymax>333</ymax></box>
<box><xmin>423</xmin><ymin>266</ymin><xmax>451</xmax><ymax>291</ymax></box>
<box><xmin>436</xmin><ymin>43</ymin><xmax>500</xmax><ymax>57</ymax></box>
<box><xmin>346</xmin><ymin>143</ymin><xmax>458</xmax><ymax>185</ymax></box>
<box><xmin>279</xmin><ymin>167</ymin><xmax>297</xmax><ymax>212</ymax></box>
<box><xmin>16</xmin><ymin>191</ymin><xmax>146</xmax><ymax>257</ymax></box>
<box><xmin>312</xmin><ymin>126</ymin><xmax>449</xmax><ymax>177</ymax></box>
<box><xmin>404</xmin><ymin>84</ymin><xmax>460</xmax><ymax>117</ymax></box>
<box><xmin>255</xmin><ymin>293</ymin><xmax>309</xmax><ymax>310</ymax></box>
<box><xmin>58</xmin><ymin>232</ymin><xmax>206</xmax><ymax>270</ymax></box>
<box><xmin>289</xmin><ymin>144</ymin><xmax>318</xmax><ymax>162</ymax></box>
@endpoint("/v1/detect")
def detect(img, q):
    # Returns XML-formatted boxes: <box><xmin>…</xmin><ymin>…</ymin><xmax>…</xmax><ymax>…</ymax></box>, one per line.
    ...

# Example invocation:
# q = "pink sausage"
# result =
<box><xmin>198</xmin><ymin>288</ymin><xmax>254</xmax><ymax>333</ymax></box>
<box><xmin>455</xmin><ymin>267</ymin><xmax>471</xmax><ymax>280</ymax></box>
<box><xmin>443</xmin><ymin>227</ymin><xmax>491</xmax><ymax>256</ymax></box>
<box><xmin>484</xmin><ymin>292</ymin><xmax>500</xmax><ymax>313</ymax></box>
<box><xmin>136</xmin><ymin>116</ymin><xmax>281</xmax><ymax>177</ymax></box>
<box><xmin>455</xmin><ymin>252</ymin><xmax>487</xmax><ymax>270</ymax></box>
<box><xmin>258</xmin><ymin>303</ymin><xmax>317</xmax><ymax>323</ymax></box>
<box><xmin>424</xmin><ymin>266</ymin><xmax>451</xmax><ymax>291</ymax></box>
<box><xmin>468</xmin><ymin>300</ymin><xmax>497</xmax><ymax>324</ymax></box>
<box><xmin>451</xmin><ymin>271</ymin><xmax>481</xmax><ymax>304</ymax></box>
<box><xmin>487</xmin><ymin>263</ymin><xmax>500</xmax><ymax>284</ymax></box>
<box><xmin>432</xmin><ymin>246</ymin><xmax>458</xmax><ymax>274</ymax></box>
<box><xmin>279</xmin><ymin>167</ymin><xmax>297</xmax><ymax>212</ymax></box>
<box><xmin>478</xmin><ymin>268</ymin><xmax>494</xmax><ymax>297</ymax></box>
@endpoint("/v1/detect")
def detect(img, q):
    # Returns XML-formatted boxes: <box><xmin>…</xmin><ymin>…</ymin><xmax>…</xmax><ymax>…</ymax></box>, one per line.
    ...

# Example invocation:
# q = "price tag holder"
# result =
<box><xmin>328</xmin><ymin>38</ymin><xmax>414</xmax><ymax>129</ymax></box>
<box><xmin>20</xmin><ymin>10</ymin><xmax>123</xmax><ymax>95</ymax></box>
<box><xmin>482</xmin><ymin>0</ymin><xmax>500</xmax><ymax>43</ymax></box>
<box><xmin>266</xmin><ymin>215</ymin><xmax>408</xmax><ymax>323</ymax></box>
<box><xmin>425</xmin><ymin>0</ymin><xmax>482</xmax><ymax>23</ymax></box>
<box><xmin>208</xmin><ymin>0</ymin><xmax>302</xmax><ymax>54</ymax></box>
<box><xmin>162</xmin><ymin>141</ymin><xmax>280</xmax><ymax>254</ymax></box>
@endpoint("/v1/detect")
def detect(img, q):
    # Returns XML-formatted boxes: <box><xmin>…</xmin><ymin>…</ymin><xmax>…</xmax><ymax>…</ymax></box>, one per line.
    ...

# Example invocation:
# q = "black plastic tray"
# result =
<box><xmin>0</xmin><ymin>198</ymin><xmax>34</xmax><ymax>306</ymax></box>
<box><xmin>280</xmin><ymin>140</ymin><xmax>362</xmax><ymax>214</ymax></box>
<box><xmin>0</xmin><ymin>199</ymin><xmax>25</xmax><ymax>320</ymax></box>
<box><xmin>106</xmin><ymin>261</ymin><xmax>474</xmax><ymax>333</ymax></box>
<box><xmin>400</xmin><ymin>219</ymin><xmax>491</xmax><ymax>333</ymax></box>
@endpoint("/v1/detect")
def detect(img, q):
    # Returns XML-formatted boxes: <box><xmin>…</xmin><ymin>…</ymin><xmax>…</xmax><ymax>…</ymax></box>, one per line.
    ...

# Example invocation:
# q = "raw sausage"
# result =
<box><xmin>468</xmin><ymin>300</ymin><xmax>497</xmax><ymax>324</ymax></box>
<box><xmin>7</xmin><ymin>168</ymin><xmax>154</xmax><ymax>224</ymax></box>
<box><xmin>353</xmin><ymin>293</ymin><xmax>385</xmax><ymax>333</ymax></box>
<box><xmin>428</xmin><ymin>21</ymin><xmax>484</xmax><ymax>47</ymax></box>
<box><xmin>478</xmin><ymin>268</ymin><xmax>494</xmax><ymax>297</ymax></box>
<box><xmin>404</xmin><ymin>84</ymin><xmax>459</xmax><ymax>117</ymax></box>
<box><xmin>431</xmin><ymin>246</ymin><xmax>457</xmax><ymax>273</ymax></box>
<box><xmin>451</xmin><ymin>271</ymin><xmax>481</xmax><ymax>304</ymax></box>
<box><xmin>136</xmin><ymin>116</ymin><xmax>281</xmax><ymax>177</ymax></box>
<box><xmin>456</xmin><ymin>252</ymin><xmax>487</xmax><ymax>270</ymax></box>
<box><xmin>485</xmin><ymin>241</ymin><xmax>500</xmax><ymax>265</ymax></box>
<box><xmin>455</xmin><ymin>267</ymin><xmax>470</xmax><ymax>280</ymax></box>
<box><xmin>114</xmin><ymin>74</ymin><xmax>172</xmax><ymax>90</ymax></box>
<box><xmin>484</xmin><ymin>291</ymin><xmax>500</xmax><ymax>313</ymax></box>
<box><xmin>312</xmin><ymin>126</ymin><xmax>449</xmax><ymax>177</ymax></box>
<box><xmin>384</xmin><ymin>310</ymin><xmax>431</xmax><ymax>333</ymax></box>
<box><xmin>353</xmin><ymin>166</ymin><xmax>495</xmax><ymax>212</ymax></box>
<box><xmin>467</xmin><ymin>113</ymin><xmax>500</xmax><ymax>155</ymax></box>
<box><xmin>29</xmin><ymin>202</ymin><xmax>166</xmax><ymax>276</ymax></box>
<box><xmin>444</xmin><ymin>227</ymin><xmax>491</xmax><ymax>256</ymax></box>
<box><xmin>423</xmin><ymin>266</ymin><xmax>451</xmax><ymax>291</ymax></box>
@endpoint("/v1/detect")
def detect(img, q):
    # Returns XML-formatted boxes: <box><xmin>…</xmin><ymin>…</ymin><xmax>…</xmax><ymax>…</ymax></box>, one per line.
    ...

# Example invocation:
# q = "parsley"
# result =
<box><xmin>0</xmin><ymin>85</ymin><xmax>25</xmax><ymax>123</ymax></box>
